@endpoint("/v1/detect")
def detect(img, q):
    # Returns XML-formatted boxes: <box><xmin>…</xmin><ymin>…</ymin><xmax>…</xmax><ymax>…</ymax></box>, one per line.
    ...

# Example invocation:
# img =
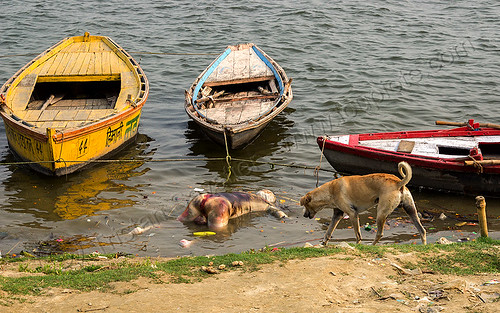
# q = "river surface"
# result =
<box><xmin>1</xmin><ymin>0</ymin><xmax>499</xmax><ymax>257</ymax></box>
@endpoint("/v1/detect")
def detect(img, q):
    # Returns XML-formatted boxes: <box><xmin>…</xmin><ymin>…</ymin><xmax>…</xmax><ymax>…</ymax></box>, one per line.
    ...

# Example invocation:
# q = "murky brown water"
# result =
<box><xmin>1</xmin><ymin>0</ymin><xmax>499</xmax><ymax>258</ymax></box>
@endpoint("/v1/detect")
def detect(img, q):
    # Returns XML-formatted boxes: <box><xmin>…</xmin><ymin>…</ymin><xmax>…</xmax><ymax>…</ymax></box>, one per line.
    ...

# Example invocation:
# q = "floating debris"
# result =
<box><xmin>437</xmin><ymin>237</ymin><xmax>453</xmax><ymax>245</ymax></box>
<box><xmin>483</xmin><ymin>279</ymin><xmax>499</xmax><ymax>286</ymax></box>
<box><xmin>193</xmin><ymin>231</ymin><xmax>216</xmax><ymax>237</ymax></box>
<box><xmin>179</xmin><ymin>239</ymin><xmax>193</xmax><ymax>248</ymax></box>
<box><xmin>128</xmin><ymin>225</ymin><xmax>155</xmax><ymax>235</ymax></box>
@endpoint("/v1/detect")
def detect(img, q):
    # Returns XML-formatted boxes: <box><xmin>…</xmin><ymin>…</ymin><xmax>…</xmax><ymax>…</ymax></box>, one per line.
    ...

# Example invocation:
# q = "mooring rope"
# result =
<box><xmin>223</xmin><ymin>130</ymin><xmax>232</xmax><ymax>182</ymax></box>
<box><xmin>0</xmin><ymin>156</ymin><xmax>339</xmax><ymax>174</ymax></box>
<box><xmin>0</xmin><ymin>51</ymin><xmax>219</xmax><ymax>59</ymax></box>
<box><xmin>468</xmin><ymin>155</ymin><xmax>484</xmax><ymax>173</ymax></box>
<box><xmin>314</xmin><ymin>135</ymin><xmax>327</xmax><ymax>187</ymax></box>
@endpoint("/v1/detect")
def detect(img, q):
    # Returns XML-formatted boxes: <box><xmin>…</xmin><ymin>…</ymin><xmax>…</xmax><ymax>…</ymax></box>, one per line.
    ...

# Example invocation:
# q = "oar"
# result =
<box><xmin>436</xmin><ymin>120</ymin><xmax>500</xmax><ymax>130</ymax></box>
<box><xmin>465</xmin><ymin>160</ymin><xmax>500</xmax><ymax>166</ymax></box>
<box><xmin>38</xmin><ymin>94</ymin><xmax>64</xmax><ymax>118</ymax></box>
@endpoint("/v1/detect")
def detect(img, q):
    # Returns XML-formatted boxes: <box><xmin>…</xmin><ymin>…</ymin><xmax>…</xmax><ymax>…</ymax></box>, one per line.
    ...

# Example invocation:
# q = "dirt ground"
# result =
<box><xmin>3</xmin><ymin>251</ymin><xmax>500</xmax><ymax>313</ymax></box>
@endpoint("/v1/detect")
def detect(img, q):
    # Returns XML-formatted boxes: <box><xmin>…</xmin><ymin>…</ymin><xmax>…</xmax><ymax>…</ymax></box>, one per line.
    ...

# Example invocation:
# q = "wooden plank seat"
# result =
<box><xmin>14</xmin><ymin>107</ymin><xmax>115</xmax><ymax>130</ymax></box>
<box><xmin>199</xmin><ymin>100</ymin><xmax>274</xmax><ymax>125</ymax></box>
<box><xmin>203</xmin><ymin>75</ymin><xmax>275</xmax><ymax>87</ymax></box>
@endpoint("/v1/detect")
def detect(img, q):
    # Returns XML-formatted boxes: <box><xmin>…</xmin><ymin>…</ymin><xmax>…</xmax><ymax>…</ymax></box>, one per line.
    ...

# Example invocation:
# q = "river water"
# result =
<box><xmin>1</xmin><ymin>0</ymin><xmax>499</xmax><ymax>257</ymax></box>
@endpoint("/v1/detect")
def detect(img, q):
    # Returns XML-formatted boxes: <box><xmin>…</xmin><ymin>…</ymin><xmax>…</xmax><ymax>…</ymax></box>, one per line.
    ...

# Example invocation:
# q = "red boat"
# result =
<box><xmin>317</xmin><ymin>120</ymin><xmax>500</xmax><ymax>196</ymax></box>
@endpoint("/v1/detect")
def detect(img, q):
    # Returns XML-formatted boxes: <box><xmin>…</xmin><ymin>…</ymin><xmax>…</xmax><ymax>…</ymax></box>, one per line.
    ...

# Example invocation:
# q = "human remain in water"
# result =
<box><xmin>177</xmin><ymin>190</ymin><xmax>287</xmax><ymax>229</ymax></box>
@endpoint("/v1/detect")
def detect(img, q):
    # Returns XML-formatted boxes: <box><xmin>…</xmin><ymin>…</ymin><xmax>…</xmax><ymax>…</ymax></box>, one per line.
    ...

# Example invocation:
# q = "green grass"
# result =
<box><xmin>0</xmin><ymin>238</ymin><xmax>498</xmax><ymax>296</ymax></box>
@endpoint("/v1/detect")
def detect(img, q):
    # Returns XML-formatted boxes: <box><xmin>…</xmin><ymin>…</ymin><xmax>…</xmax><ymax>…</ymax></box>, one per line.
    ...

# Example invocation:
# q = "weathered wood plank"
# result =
<box><xmin>78</xmin><ymin>53</ymin><xmax>92</xmax><ymax>75</ymax></box>
<box><xmin>109</xmin><ymin>55</ymin><xmax>123</xmax><ymax>74</ymax></box>
<box><xmin>11</xmin><ymin>74</ymin><xmax>38</xmax><ymax>111</ymax></box>
<box><xmin>74</xmin><ymin>110</ymin><xmax>92</xmax><ymax>121</ymax></box>
<box><xmin>88</xmin><ymin>109</ymin><xmax>114</xmax><ymax>121</ymax></box>
<box><xmin>211</xmin><ymin>51</ymin><xmax>234</xmax><ymax>82</ymax></box>
<box><xmin>37</xmin><ymin>55</ymin><xmax>58</xmax><ymax>76</ymax></box>
<box><xmin>101</xmin><ymin>51</ymin><xmax>112</xmax><ymax>75</ymax></box>
<box><xmin>38</xmin><ymin>109</ymin><xmax>59</xmax><ymax>122</ymax></box>
<box><xmin>86</xmin><ymin>52</ymin><xmax>96</xmax><ymax>75</ymax></box>
<box><xmin>46</xmin><ymin>53</ymin><xmax>66</xmax><ymax>76</ymax></box>
<box><xmin>22</xmin><ymin>110</ymin><xmax>42</xmax><ymax>121</ymax></box>
<box><xmin>52</xmin><ymin>53</ymin><xmax>72</xmax><ymax>75</ymax></box>
<box><xmin>203</xmin><ymin>75</ymin><xmax>274</xmax><ymax>87</ymax></box>
<box><xmin>202</xmin><ymin>100</ymin><xmax>274</xmax><ymax>124</ymax></box>
<box><xmin>233</xmin><ymin>49</ymin><xmax>250</xmax><ymax>80</ymax></box>
<box><xmin>55</xmin><ymin>110</ymin><xmax>78</xmax><ymax>121</ymax></box>
<box><xmin>249</xmin><ymin>51</ymin><xmax>272</xmax><ymax>78</ymax></box>
<box><xmin>68</xmin><ymin>53</ymin><xmax>86</xmax><ymax>75</ymax></box>
<box><xmin>94</xmin><ymin>52</ymin><xmax>103</xmax><ymax>75</ymax></box>
<box><xmin>61</xmin><ymin>52</ymin><xmax>80</xmax><ymax>75</ymax></box>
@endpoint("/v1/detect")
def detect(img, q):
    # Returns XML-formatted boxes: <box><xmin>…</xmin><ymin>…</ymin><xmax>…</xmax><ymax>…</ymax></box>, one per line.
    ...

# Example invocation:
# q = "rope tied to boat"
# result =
<box><xmin>223</xmin><ymin>130</ymin><xmax>232</xmax><ymax>182</ymax></box>
<box><xmin>314</xmin><ymin>136</ymin><xmax>328</xmax><ymax>187</ymax></box>
<box><xmin>468</xmin><ymin>155</ymin><xmax>484</xmax><ymax>173</ymax></box>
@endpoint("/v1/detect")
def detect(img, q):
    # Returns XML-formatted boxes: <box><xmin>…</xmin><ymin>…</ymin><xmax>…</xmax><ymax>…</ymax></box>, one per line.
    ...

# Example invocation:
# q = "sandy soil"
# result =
<box><xmin>2</xmin><ymin>251</ymin><xmax>500</xmax><ymax>313</ymax></box>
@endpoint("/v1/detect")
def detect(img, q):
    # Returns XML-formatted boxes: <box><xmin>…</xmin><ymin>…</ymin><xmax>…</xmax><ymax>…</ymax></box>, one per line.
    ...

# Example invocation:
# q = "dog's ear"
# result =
<box><xmin>300</xmin><ymin>194</ymin><xmax>311</xmax><ymax>206</ymax></box>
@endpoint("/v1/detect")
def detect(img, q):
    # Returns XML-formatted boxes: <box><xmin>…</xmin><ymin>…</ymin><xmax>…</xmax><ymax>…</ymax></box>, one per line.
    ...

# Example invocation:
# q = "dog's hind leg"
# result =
<box><xmin>349</xmin><ymin>212</ymin><xmax>362</xmax><ymax>244</ymax></box>
<box><xmin>373</xmin><ymin>211</ymin><xmax>389</xmax><ymax>245</ymax></box>
<box><xmin>322</xmin><ymin>208</ymin><xmax>344</xmax><ymax>245</ymax></box>
<box><xmin>401</xmin><ymin>189</ymin><xmax>427</xmax><ymax>245</ymax></box>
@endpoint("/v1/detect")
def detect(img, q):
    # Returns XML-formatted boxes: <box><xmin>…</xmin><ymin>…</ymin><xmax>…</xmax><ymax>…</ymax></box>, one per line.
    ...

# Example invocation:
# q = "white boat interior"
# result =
<box><xmin>328</xmin><ymin>135</ymin><xmax>500</xmax><ymax>159</ymax></box>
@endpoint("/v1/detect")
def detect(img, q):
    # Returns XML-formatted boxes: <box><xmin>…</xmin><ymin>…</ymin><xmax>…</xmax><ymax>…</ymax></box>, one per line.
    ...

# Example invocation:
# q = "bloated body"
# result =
<box><xmin>178</xmin><ymin>190</ymin><xmax>287</xmax><ymax>229</ymax></box>
<box><xmin>300</xmin><ymin>162</ymin><xmax>426</xmax><ymax>245</ymax></box>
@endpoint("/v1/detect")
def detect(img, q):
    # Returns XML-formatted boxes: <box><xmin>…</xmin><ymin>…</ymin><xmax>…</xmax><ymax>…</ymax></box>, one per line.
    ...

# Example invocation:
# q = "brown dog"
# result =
<box><xmin>300</xmin><ymin>162</ymin><xmax>426</xmax><ymax>245</ymax></box>
<box><xmin>178</xmin><ymin>190</ymin><xmax>287</xmax><ymax>229</ymax></box>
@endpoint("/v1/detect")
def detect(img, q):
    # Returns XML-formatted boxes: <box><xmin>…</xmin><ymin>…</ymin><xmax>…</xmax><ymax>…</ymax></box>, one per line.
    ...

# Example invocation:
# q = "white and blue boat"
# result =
<box><xmin>185</xmin><ymin>43</ymin><xmax>292</xmax><ymax>149</ymax></box>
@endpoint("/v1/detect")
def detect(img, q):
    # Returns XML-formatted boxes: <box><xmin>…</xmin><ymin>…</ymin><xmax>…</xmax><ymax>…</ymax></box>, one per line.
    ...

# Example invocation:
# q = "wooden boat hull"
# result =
<box><xmin>0</xmin><ymin>33</ymin><xmax>149</xmax><ymax>176</ymax></box>
<box><xmin>185</xmin><ymin>43</ymin><xmax>292</xmax><ymax>149</ymax></box>
<box><xmin>1</xmin><ymin>108</ymin><xmax>142</xmax><ymax>176</ymax></box>
<box><xmin>317</xmin><ymin>123</ymin><xmax>500</xmax><ymax>196</ymax></box>
<box><xmin>194</xmin><ymin>116</ymin><xmax>274</xmax><ymax>150</ymax></box>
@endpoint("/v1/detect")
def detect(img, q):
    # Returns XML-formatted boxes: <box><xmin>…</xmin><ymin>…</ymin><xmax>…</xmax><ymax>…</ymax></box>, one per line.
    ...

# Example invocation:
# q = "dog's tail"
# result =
<box><xmin>397</xmin><ymin>161</ymin><xmax>412</xmax><ymax>189</ymax></box>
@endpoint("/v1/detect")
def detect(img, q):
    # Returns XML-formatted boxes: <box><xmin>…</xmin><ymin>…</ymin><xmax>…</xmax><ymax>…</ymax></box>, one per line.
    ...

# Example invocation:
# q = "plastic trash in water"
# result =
<box><xmin>179</xmin><ymin>239</ymin><xmax>193</xmax><ymax>248</ymax></box>
<box><xmin>193</xmin><ymin>231</ymin><xmax>216</xmax><ymax>237</ymax></box>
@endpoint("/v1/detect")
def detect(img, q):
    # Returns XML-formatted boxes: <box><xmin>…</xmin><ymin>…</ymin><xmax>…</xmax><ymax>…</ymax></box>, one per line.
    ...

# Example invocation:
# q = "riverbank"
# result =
<box><xmin>1</xmin><ymin>239</ymin><xmax>499</xmax><ymax>312</ymax></box>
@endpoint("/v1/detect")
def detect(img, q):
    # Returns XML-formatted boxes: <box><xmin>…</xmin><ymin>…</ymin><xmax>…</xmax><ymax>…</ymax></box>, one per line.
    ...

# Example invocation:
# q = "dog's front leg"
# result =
<box><xmin>322</xmin><ymin>208</ymin><xmax>344</xmax><ymax>245</ymax></box>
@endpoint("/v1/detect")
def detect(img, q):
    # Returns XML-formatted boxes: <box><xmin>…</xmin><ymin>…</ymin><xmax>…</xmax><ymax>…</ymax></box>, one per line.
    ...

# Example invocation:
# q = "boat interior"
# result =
<box><xmin>192</xmin><ymin>77</ymin><xmax>280</xmax><ymax>125</ymax></box>
<box><xmin>5</xmin><ymin>35</ymin><xmax>143</xmax><ymax>131</ymax></box>
<box><xmin>479</xmin><ymin>142</ymin><xmax>500</xmax><ymax>159</ymax></box>
<box><xmin>10</xmin><ymin>77</ymin><xmax>123</xmax><ymax>130</ymax></box>
<box><xmin>355</xmin><ymin>136</ymin><xmax>500</xmax><ymax>160</ymax></box>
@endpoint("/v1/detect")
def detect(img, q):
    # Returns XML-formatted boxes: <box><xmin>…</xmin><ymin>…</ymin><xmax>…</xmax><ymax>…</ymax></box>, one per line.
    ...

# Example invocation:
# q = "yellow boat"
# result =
<box><xmin>0</xmin><ymin>33</ymin><xmax>149</xmax><ymax>176</ymax></box>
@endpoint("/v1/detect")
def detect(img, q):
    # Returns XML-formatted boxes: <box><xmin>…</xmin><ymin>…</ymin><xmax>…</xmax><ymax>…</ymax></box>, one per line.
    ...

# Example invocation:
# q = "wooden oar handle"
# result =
<box><xmin>435</xmin><ymin>120</ymin><xmax>465</xmax><ymax>126</ymax></box>
<box><xmin>436</xmin><ymin>120</ymin><xmax>500</xmax><ymax>130</ymax></box>
<box><xmin>465</xmin><ymin>160</ymin><xmax>500</xmax><ymax>166</ymax></box>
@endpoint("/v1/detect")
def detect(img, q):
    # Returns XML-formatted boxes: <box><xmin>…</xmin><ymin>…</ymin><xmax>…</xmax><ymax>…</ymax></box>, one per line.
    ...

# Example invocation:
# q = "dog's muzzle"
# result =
<box><xmin>303</xmin><ymin>210</ymin><xmax>313</xmax><ymax>219</ymax></box>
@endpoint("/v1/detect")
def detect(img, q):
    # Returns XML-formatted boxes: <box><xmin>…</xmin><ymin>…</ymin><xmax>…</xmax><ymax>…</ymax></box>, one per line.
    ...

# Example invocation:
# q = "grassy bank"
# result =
<box><xmin>1</xmin><ymin>237</ymin><xmax>498</xmax><ymax>298</ymax></box>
